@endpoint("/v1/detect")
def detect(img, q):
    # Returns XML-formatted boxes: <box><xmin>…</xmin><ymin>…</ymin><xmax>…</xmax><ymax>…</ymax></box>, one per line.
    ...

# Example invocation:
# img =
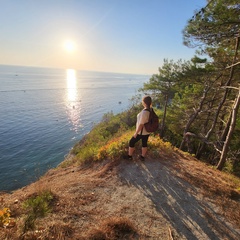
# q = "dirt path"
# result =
<box><xmin>1</xmin><ymin>154</ymin><xmax>240</xmax><ymax>239</ymax></box>
<box><xmin>117</xmin><ymin>157</ymin><xmax>240</xmax><ymax>239</ymax></box>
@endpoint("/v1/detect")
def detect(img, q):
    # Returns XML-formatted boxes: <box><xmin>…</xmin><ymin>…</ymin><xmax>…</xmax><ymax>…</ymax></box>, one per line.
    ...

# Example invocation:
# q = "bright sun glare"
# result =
<box><xmin>64</xmin><ymin>40</ymin><xmax>76</xmax><ymax>52</ymax></box>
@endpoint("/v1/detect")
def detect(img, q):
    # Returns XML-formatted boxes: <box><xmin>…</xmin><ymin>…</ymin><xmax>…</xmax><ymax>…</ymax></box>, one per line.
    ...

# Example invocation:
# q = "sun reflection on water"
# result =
<box><xmin>67</xmin><ymin>69</ymin><xmax>77</xmax><ymax>102</ymax></box>
<box><xmin>66</xmin><ymin>69</ymin><xmax>81</xmax><ymax>133</ymax></box>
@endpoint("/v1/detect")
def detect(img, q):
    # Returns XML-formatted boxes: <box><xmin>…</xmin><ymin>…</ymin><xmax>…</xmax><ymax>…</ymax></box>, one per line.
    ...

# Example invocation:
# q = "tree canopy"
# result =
<box><xmin>141</xmin><ymin>0</ymin><xmax>240</xmax><ymax>173</ymax></box>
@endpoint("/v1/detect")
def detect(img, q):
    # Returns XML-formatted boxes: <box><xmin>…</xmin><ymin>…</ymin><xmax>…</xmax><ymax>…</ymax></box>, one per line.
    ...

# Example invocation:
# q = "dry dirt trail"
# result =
<box><xmin>117</xmin><ymin>156</ymin><xmax>240</xmax><ymax>239</ymax></box>
<box><xmin>1</xmin><ymin>152</ymin><xmax>240</xmax><ymax>239</ymax></box>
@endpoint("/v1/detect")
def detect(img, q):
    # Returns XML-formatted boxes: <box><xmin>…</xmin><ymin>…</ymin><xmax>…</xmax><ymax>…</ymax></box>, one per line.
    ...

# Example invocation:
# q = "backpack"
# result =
<box><xmin>144</xmin><ymin>108</ymin><xmax>159</xmax><ymax>133</ymax></box>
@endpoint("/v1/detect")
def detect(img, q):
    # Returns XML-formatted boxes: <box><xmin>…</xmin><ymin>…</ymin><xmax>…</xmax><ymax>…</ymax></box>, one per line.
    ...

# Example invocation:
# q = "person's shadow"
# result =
<box><xmin>118</xmin><ymin>158</ymin><xmax>240</xmax><ymax>240</ymax></box>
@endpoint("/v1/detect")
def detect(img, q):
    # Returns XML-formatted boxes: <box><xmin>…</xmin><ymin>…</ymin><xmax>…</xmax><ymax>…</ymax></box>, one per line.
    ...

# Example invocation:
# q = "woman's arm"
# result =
<box><xmin>133</xmin><ymin>123</ymin><xmax>144</xmax><ymax>138</ymax></box>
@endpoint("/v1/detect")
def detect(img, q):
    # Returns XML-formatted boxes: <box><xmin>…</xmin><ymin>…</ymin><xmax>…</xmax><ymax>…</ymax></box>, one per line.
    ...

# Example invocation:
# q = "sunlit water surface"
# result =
<box><xmin>0</xmin><ymin>65</ymin><xmax>149</xmax><ymax>191</ymax></box>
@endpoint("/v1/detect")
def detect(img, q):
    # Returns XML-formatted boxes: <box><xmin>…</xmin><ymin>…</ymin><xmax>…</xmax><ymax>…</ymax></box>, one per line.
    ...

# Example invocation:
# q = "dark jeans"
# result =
<box><xmin>129</xmin><ymin>134</ymin><xmax>150</xmax><ymax>148</ymax></box>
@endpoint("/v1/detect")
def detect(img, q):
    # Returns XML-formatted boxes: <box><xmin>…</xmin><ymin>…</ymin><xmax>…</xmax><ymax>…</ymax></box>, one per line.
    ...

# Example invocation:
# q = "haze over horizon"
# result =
<box><xmin>0</xmin><ymin>0</ymin><xmax>206</xmax><ymax>75</ymax></box>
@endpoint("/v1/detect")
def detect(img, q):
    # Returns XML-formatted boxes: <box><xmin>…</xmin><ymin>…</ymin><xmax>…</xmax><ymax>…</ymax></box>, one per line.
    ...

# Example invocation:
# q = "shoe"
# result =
<box><xmin>124</xmin><ymin>155</ymin><xmax>133</xmax><ymax>160</ymax></box>
<box><xmin>138</xmin><ymin>155</ymin><xmax>145</xmax><ymax>161</ymax></box>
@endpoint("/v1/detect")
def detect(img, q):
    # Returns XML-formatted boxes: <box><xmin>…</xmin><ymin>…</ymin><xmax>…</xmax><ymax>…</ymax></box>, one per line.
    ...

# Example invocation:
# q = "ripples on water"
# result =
<box><xmin>0</xmin><ymin>65</ymin><xmax>149</xmax><ymax>191</ymax></box>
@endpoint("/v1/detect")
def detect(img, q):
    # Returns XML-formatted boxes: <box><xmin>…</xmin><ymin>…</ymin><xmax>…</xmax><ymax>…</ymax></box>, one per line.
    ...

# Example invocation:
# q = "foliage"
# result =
<box><xmin>59</xmin><ymin>101</ymin><xmax>169</xmax><ymax>166</ymax></box>
<box><xmin>97</xmin><ymin>132</ymin><xmax>131</xmax><ymax>160</ymax></box>
<box><xmin>140</xmin><ymin>59</ymin><xmax>192</xmax><ymax>137</ymax></box>
<box><xmin>0</xmin><ymin>208</ymin><xmax>11</xmax><ymax>228</ymax></box>
<box><xmin>68</xmin><ymin>106</ymin><xmax>142</xmax><ymax>165</ymax></box>
<box><xmin>181</xmin><ymin>0</ymin><xmax>240</xmax><ymax>170</ymax></box>
<box><xmin>22</xmin><ymin>190</ymin><xmax>53</xmax><ymax>232</ymax></box>
<box><xmin>183</xmin><ymin>0</ymin><xmax>240</xmax><ymax>49</ymax></box>
<box><xmin>138</xmin><ymin>0</ymin><xmax>240</xmax><ymax>173</ymax></box>
<box><xmin>61</xmin><ymin>1</ymin><xmax>240</xmax><ymax>174</ymax></box>
<box><xmin>71</xmin><ymin>124</ymin><xmax>174</xmax><ymax>166</ymax></box>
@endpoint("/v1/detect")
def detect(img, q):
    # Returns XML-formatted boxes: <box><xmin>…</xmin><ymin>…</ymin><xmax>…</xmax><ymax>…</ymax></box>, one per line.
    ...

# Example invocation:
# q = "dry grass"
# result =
<box><xmin>0</xmin><ymin>150</ymin><xmax>240</xmax><ymax>239</ymax></box>
<box><xmin>166</xmin><ymin>152</ymin><xmax>240</xmax><ymax>227</ymax></box>
<box><xmin>86</xmin><ymin>217</ymin><xmax>139</xmax><ymax>240</ymax></box>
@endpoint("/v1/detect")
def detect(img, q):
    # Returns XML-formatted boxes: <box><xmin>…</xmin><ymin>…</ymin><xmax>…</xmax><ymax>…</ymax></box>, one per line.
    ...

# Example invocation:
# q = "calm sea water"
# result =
<box><xmin>0</xmin><ymin>65</ymin><xmax>149</xmax><ymax>191</ymax></box>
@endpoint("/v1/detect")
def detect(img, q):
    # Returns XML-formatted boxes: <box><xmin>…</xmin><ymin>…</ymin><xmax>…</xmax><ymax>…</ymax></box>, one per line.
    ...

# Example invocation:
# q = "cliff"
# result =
<box><xmin>1</xmin><ymin>147</ymin><xmax>240</xmax><ymax>239</ymax></box>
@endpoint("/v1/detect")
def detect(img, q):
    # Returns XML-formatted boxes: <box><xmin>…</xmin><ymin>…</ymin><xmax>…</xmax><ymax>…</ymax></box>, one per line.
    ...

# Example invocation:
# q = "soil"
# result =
<box><xmin>1</xmin><ymin>150</ymin><xmax>240</xmax><ymax>239</ymax></box>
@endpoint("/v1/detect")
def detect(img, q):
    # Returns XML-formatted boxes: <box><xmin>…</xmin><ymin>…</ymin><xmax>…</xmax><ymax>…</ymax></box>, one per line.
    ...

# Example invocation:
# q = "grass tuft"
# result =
<box><xmin>87</xmin><ymin>217</ymin><xmax>139</xmax><ymax>239</ymax></box>
<box><xmin>22</xmin><ymin>190</ymin><xmax>54</xmax><ymax>232</ymax></box>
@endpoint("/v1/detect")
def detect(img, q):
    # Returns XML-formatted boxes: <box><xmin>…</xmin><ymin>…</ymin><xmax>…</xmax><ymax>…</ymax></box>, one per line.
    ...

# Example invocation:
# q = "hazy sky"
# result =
<box><xmin>0</xmin><ymin>0</ymin><xmax>206</xmax><ymax>74</ymax></box>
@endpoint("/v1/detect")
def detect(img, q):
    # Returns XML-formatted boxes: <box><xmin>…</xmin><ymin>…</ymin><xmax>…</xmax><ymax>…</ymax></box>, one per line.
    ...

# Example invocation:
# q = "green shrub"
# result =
<box><xmin>97</xmin><ymin>132</ymin><xmax>132</xmax><ymax>160</ymax></box>
<box><xmin>22</xmin><ymin>190</ymin><xmax>53</xmax><ymax>232</ymax></box>
<box><xmin>63</xmin><ymin>106</ymin><xmax>168</xmax><ymax>166</ymax></box>
<box><xmin>69</xmin><ymin>109</ymin><xmax>138</xmax><ymax>165</ymax></box>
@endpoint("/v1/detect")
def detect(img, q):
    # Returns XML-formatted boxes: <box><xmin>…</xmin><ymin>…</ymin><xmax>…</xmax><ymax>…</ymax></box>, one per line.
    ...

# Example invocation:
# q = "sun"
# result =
<box><xmin>64</xmin><ymin>40</ymin><xmax>76</xmax><ymax>52</ymax></box>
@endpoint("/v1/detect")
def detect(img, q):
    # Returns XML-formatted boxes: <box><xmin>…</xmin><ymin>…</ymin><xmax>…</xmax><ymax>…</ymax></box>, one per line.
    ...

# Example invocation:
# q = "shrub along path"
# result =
<box><xmin>1</xmin><ymin>150</ymin><xmax>240</xmax><ymax>239</ymax></box>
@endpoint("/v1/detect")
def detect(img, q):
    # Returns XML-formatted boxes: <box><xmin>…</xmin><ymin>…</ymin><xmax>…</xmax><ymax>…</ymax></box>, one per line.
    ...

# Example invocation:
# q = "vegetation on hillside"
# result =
<box><xmin>58</xmin><ymin>1</ymin><xmax>240</xmax><ymax>177</ymax></box>
<box><xmin>60</xmin><ymin>103</ymin><xmax>172</xmax><ymax>168</ymax></box>
<box><xmin>2</xmin><ymin>101</ymin><xmax>239</xmax><ymax>239</ymax></box>
<box><xmin>63</xmin><ymin>1</ymin><xmax>240</xmax><ymax>177</ymax></box>
<box><xmin>0</xmin><ymin>107</ymin><xmax>183</xmax><ymax>239</ymax></box>
<box><xmin>140</xmin><ymin>0</ymin><xmax>240</xmax><ymax>174</ymax></box>
<box><xmin>1</xmin><ymin>1</ymin><xmax>240</xmax><ymax>238</ymax></box>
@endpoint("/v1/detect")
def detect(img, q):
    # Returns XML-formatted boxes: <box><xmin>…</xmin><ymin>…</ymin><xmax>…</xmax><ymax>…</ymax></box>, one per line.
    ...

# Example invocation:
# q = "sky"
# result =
<box><xmin>0</xmin><ymin>0</ymin><xmax>207</xmax><ymax>74</ymax></box>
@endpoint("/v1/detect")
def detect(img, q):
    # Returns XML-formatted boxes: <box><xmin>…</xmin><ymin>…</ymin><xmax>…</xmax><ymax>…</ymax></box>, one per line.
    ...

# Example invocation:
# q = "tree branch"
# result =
<box><xmin>226</xmin><ymin>61</ymin><xmax>240</xmax><ymax>69</ymax></box>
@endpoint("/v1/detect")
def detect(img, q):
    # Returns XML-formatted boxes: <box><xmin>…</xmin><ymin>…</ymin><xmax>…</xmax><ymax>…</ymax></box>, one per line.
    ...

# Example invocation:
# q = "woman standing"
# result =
<box><xmin>126</xmin><ymin>95</ymin><xmax>152</xmax><ymax>161</ymax></box>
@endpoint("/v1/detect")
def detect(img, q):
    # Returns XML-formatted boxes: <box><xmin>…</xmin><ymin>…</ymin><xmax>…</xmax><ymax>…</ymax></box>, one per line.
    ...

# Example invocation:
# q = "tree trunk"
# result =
<box><xmin>217</xmin><ymin>87</ymin><xmax>240</xmax><ymax>170</ymax></box>
<box><xmin>196</xmin><ymin>91</ymin><xmax>218</xmax><ymax>158</ymax></box>
<box><xmin>160</xmin><ymin>94</ymin><xmax>168</xmax><ymax>138</ymax></box>
<box><xmin>201</xmin><ymin>37</ymin><xmax>239</xmax><ymax>160</ymax></box>
<box><xmin>179</xmin><ymin>85</ymin><xmax>209</xmax><ymax>150</ymax></box>
<box><xmin>197</xmin><ymin>37</ymin><xmax>239</xmax><ymax>157</ymax></box>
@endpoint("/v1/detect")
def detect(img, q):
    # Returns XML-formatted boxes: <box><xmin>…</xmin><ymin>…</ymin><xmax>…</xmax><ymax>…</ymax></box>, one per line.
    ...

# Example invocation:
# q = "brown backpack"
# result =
<box><xmin>144</xmin><ymin>108</ymin><xmax>159</xmax><ymax>133</ymax></box>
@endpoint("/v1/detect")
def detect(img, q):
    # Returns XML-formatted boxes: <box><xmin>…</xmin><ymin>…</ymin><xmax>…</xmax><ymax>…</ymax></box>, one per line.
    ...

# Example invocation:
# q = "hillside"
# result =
<box><xmin>1</xmin><ymin>147</ymin><xmax>240</xmax><ymax>239</ymax></box>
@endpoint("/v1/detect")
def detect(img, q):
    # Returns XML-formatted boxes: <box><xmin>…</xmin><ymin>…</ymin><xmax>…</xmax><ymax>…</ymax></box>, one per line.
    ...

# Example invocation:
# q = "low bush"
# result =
<box><xmin>22</xmin><ymin>190</ymin><xmax>54</xmax><ymax>232</ymax></box>
<box><xmin>0</xmin><ymin>207</ymin><xmax>11</xmax><ymax>228</ymax></box>
<box><xmin>62</xmin><ymin>105</ymin><xmax>166</xmax><ymax>167</ymax></box>
<box><xmin>68</xmin><ymin>109</ymin><xmax>137</xmax><ymax>165</ymax></box>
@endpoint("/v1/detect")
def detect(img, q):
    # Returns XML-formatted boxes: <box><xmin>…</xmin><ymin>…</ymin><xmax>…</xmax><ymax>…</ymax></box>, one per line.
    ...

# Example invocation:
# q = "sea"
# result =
<box><xmin>0</xmin><ymin>65</ymin><xmax>149</xmax><ymax>192</ymax></box>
